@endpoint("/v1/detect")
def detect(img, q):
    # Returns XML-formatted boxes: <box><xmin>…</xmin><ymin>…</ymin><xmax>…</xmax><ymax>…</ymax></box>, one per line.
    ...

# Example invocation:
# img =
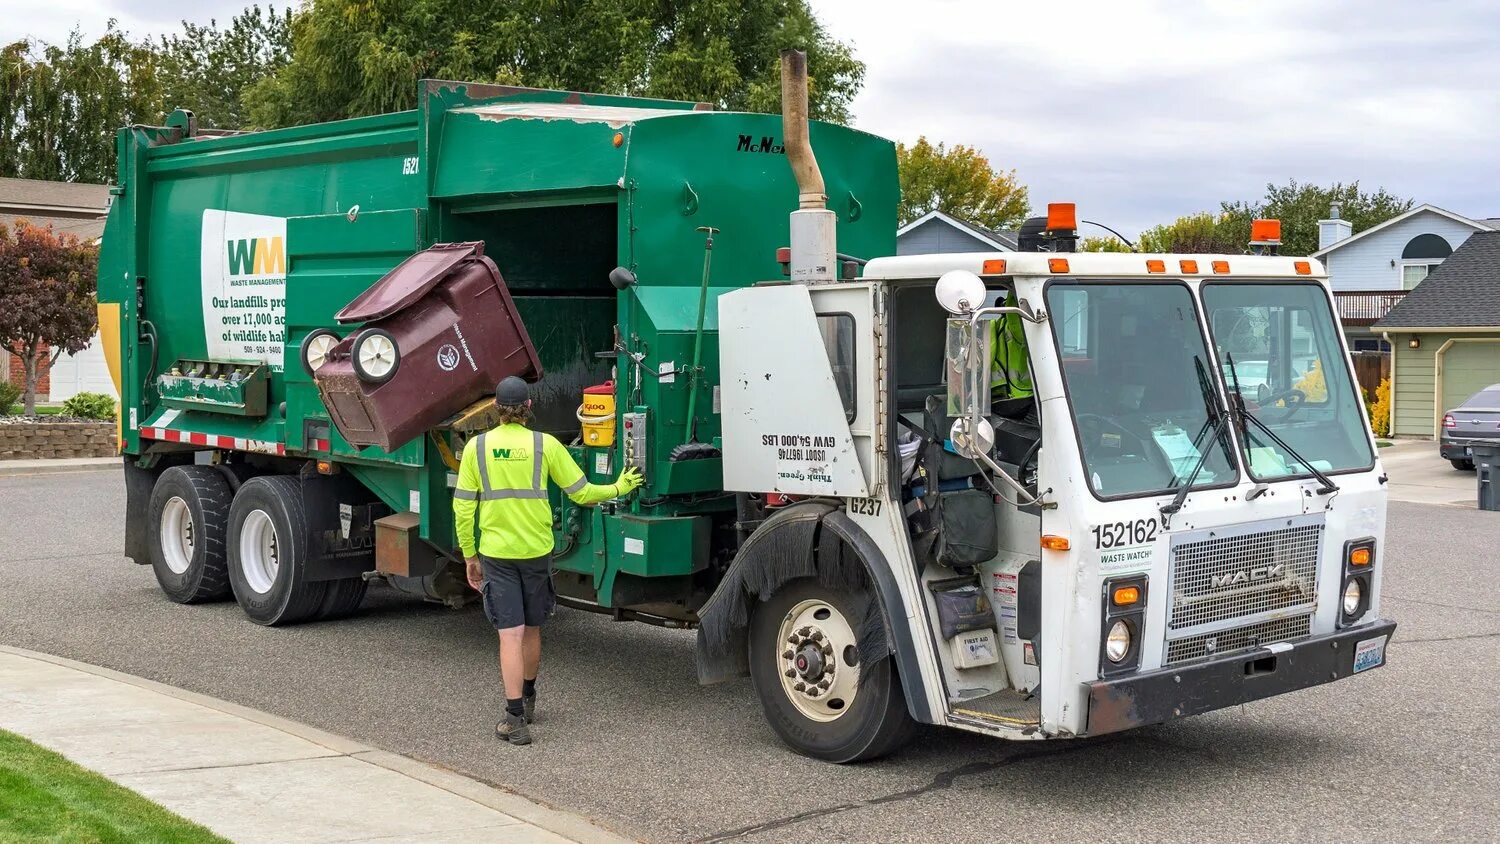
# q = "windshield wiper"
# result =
<box><xmin>1160</xmin><ymin>355</ymin><xmax>1232</xmax><ymax>522</ymax></box>
<box><xmin>1223</xmin><ymin>352</ymin><xmax>1339</xmax><ymax>495</ymax></box>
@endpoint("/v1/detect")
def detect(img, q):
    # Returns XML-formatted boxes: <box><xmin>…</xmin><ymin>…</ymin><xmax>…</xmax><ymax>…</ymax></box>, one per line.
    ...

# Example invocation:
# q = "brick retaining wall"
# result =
<box><xmin>0</xmin><ymin>421</ymin><xmax>116</xmax><ymax>460</ymax></box>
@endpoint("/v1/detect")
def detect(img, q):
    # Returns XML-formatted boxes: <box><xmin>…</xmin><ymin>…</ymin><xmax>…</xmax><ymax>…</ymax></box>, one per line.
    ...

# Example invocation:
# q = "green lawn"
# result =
<box><xmin>0</xmin><ymin>729</ymin><xmax>228</xmax><ymax>844</ymax></box>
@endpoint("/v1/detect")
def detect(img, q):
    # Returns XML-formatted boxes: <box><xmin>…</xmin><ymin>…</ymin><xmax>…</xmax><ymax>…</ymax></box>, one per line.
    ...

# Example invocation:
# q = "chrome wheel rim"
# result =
<box><xmin>776</xmin><ymin>598</ymin><xmax>861</xmax><ymax>722</ymax></box>
<box><xmin>159</xmin><ymin>496</ymin><xmax>194</xmax><ymax>575</ymax></box>
<box><xmin>238</xmin><ymin>509</ymin><xmax>280</xmax><ymax>594</ymax></box>
<box><xmin>357</xmin><ymin>333</ymin><xmax>396</xmax><ymax>378</ymax></box>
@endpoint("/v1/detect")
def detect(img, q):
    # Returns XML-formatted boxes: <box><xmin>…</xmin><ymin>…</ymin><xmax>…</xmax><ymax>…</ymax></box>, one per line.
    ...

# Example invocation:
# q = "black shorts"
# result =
<box><xmin>478</xmin><ymin>554</ymin><xmax>555</xmax><ymax>630</ymax></box>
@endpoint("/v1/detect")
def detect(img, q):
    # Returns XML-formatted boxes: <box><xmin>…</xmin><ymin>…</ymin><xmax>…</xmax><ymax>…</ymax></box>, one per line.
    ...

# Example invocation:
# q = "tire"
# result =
<box><xmin>227</xmin><ymin>476</ymin><xmax>328</xmax><ymax>626</ymax></box>
<box><xmin>146</xmin><ymin>466</ymin><xmax>234</xmax><ymax>603</ymax></box>
<box><xmin>300</xmin><ymin>328</ymin><xmax>342</xmax><ymax>378</ymax></box>
<box><xmin>1450</xmin><ymin>459</ymin><xmax>1475</xmax><ymax>471</ymax></box>
<box><xmin>314</xmin><ymin>577</ymin><xmax>368</xmax><ymax>621</ymax></box>
<box><xmin>351</xmin><ymin>327</ymin><xmax>400</xmax><ymax>384</ymax></box>
<box><xmin>748</xmin><ymin>578</ymin><xmax>915</xmax><ymax>763</ymax></box>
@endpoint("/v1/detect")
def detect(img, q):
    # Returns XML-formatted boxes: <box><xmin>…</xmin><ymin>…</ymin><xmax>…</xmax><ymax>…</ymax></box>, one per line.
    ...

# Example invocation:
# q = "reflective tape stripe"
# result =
<box><xmin>478</xmin><ymin>489</ymin><xmax>548</xmax><ymax>501</ymax></box>
<box><xmin>453</xmin><ymin>488</ymin><xmax>479</xmax><ymax>501</ymax></box>
<box><xmin>562</xmin><ymin>476</ymin><xmax>588</xmax><ymax>494</ymax></box>
<box><xmin>476</xmin><ymin>432</ymin><xmax>492</xmax><ymax>493</ymax></box>
<box><xmin>531</xmin><ymin>431</ymin><xmax>543</xmax><ymax>491</ymax></box>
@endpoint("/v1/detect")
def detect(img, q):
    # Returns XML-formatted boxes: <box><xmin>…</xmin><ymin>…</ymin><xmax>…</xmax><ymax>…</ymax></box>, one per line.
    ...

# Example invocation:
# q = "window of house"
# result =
<box><xmin>1400</xmin><ymin>233</ymin><xmax>1452</xmax><ymax>289</ymax></box>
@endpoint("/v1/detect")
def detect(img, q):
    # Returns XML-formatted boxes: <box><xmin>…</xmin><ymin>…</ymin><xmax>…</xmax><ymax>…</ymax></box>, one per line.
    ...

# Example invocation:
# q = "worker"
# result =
<box><xmin>990</xmin><ymin>291</ymin><xmax>1034</xmax><ymax>407</ymax></box>
<box><xmin>454</xmin><ymin>376</ymin><xmax>643</xmax><ymax>746</ymax></box>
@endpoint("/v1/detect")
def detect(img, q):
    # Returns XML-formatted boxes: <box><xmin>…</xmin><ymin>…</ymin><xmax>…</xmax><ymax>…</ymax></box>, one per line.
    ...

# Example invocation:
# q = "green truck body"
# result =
<box><xmin>101</xmin><ymin>81</ymin><xmax>896</xmax><ymax>616</ymax></box>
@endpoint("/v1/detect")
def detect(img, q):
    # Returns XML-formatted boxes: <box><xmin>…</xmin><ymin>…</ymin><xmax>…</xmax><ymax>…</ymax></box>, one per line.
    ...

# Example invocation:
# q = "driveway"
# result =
<box><xmin>1380</xmin><ymin>439</ymin><xmax>1481</xmax><ymax>507</ymax></box>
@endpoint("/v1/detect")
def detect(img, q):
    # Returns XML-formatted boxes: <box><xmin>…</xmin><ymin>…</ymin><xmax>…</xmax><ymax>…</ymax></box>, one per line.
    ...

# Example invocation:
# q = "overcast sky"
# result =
<box><xmin>5</xmin><ymin>0</ymin><xmax>1497</xmax><ymax>237</ymax></box>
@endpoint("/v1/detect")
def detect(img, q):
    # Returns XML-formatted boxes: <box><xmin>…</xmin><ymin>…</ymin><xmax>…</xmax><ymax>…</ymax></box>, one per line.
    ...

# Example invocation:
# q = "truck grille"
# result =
<box><xmin>1165</xmin><ymin>614</ymin><xmax>1311</xmax><ymax>665</ymax></box>
<box><xmin>1168</xmin><ymin>517</ymin><xmax>1322</xmax><ymax>632</ymax></box>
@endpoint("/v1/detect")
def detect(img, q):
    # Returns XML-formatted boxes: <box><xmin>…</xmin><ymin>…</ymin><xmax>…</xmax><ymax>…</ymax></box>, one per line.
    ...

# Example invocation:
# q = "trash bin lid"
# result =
<box><xmin>335</xmin><ymin>242</ymin><xmax>485</xmax><ymax>324</ymax></box>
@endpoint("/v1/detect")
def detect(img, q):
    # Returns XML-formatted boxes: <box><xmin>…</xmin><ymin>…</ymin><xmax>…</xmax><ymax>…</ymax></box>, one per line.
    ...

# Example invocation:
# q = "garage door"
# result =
<box><xmin>46</xmin><ymin>335</ymin><xmax>118</xmax><ymax>402</ymax></box>
<box><xmin>1440</xmin><ymin>340</ymin><xmax>1500</xmax><ymax>417</ymax></box>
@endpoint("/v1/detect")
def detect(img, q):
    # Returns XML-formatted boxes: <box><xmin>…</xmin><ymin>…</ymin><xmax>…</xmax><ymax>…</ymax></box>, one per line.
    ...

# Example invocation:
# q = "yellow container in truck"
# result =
<box><xmin>579</xmin><ymin>381</ymin><xmax>616</xmax><ymax>447</ymax></box>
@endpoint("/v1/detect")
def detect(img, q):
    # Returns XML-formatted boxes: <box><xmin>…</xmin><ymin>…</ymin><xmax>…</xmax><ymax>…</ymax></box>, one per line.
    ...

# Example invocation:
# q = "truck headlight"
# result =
<box><xmin>1105</xmin><ymin>620</ymin><xmax>1132</xmax><ymax>663</ymax></box>
<box><xmin>1342</xmin><ymin>579</ymin><xmax>1363</xmax><ymax>615</ymax></box>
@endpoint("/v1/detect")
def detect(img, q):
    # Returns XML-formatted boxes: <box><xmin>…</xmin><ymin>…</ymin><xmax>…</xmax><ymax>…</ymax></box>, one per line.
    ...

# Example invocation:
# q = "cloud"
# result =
<box><xmin>815</xmin><ymin>0</ymin><xmax>1500</xmax><ymax>235</ymax></box>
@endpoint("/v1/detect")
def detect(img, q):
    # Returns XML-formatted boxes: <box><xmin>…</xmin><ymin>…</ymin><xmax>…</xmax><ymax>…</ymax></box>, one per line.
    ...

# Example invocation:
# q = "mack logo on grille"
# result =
<box><xmin>1210</xmin><ymin>563</ymin><xmax>1285</xmax><ymax>589</ymax></box>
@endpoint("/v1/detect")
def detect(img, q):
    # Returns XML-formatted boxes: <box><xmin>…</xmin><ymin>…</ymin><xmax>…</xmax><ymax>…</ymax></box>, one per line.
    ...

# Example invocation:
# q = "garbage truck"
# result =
<box><xmin>101</xmin><ymin>52</ymin><xmax>1395</xmax><ymax>762</ymax></box>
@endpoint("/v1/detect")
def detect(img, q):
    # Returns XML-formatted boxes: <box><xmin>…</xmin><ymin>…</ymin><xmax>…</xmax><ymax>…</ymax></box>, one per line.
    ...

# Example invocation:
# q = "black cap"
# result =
<box><xmin>495</xmin><ymin>376</ymin><xmax>530</xmax><ymax>405</ymax></box>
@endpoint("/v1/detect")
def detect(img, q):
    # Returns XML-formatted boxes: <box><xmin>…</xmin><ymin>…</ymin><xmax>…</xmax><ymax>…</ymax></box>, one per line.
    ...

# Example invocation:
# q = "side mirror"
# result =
<box><xmin>949</xmin><ymin>416</ymin><xmax>995</xmax><ymax>459</ymax></box>
<box><xmin>935</xmin><ymin>270</ymin><xmax>986</xmax><ymax>315</ymax></box>
<box><xmin>945</xmin><ymin>317</ymin><xmax>991</xmax><ymax>423</ymax></box>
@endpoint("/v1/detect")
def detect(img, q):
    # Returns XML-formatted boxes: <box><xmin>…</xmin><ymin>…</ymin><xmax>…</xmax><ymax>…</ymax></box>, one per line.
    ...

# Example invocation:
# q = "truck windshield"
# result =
<box><xmin>1201</xmin><ymin>282</ymin><xmax>1374</xmax><ymax>480</ymax></box>
<box><xmin>1046</xmin><ymin>281</ymin><xmax>1237</xmax><ymax>499</ymax></box>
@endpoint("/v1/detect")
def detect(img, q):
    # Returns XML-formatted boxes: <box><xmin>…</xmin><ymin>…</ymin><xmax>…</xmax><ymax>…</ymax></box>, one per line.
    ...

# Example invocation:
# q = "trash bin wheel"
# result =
<box><xmin>351</xmin><ymin>327</ymin><xmax>400</xmax><ymax>384</ymax></box>
<box><xmin>300</xmin><ymin>328</ymin><xmax>342</xmax><ymax>378</ymax></box>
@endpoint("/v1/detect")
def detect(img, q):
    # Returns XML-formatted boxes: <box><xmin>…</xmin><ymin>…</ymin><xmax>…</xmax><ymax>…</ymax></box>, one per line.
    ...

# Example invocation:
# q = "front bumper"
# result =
<box><xmin>1084</xmin><ymin>619</ymin><xmax>1397</xmax><ymax>735</ymax></box>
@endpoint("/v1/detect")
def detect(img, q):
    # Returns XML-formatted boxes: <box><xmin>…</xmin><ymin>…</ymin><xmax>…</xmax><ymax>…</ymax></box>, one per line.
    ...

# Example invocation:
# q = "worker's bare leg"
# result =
<box><xmin>498</xmin><ymin>626</ymin><xmax>526</xmax><ymax>700</ymax></box>
<box><xmin>522</xmin><ymin>626</ymin><xmax>541</xmax><ymax>682</ymax></box>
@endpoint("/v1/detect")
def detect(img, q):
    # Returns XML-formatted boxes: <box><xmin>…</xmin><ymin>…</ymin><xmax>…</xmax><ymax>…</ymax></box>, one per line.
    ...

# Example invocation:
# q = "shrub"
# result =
<box><xmin>60</xmin><ymin>392</ymin><xmax>117</xmax><ymax>420</ymax></box>
<box><xmin>1293</xmin><ymin>360</ymin><xmax>1328</xmax><ymax>403</ymax></box>
<box><xmin>1366</xmin><ymin>377</ymin><xmax>1392</xmax><ymax>438</ymax></box>
<box><xmin>0</xmin><ymin>381</ymin><xmax>19</xmax><ymax>415</ymax></box>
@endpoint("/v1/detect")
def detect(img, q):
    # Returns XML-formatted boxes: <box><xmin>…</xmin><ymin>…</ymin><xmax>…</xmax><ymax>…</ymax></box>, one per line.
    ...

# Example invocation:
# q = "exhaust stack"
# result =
<box><xmin>780</xmin><ymin>49</ymin><xmax>837</xmax><ymax>284</ymax></box>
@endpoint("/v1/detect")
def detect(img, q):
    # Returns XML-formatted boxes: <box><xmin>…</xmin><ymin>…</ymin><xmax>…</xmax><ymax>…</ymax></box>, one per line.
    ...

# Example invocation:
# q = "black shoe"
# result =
<box><xmin>495</xmin><ymin>712</ymin><xmax>531</xmax><ymax>746</ymax></box>
<box><xmin>522</xmin><ymin>691</ymin><xmax>537</xmax><ymax>724</ymax></box>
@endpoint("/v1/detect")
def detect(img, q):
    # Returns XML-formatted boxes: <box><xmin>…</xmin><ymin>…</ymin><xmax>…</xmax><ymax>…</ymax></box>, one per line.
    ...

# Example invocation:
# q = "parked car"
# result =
<box><xmin>1440</xmin><ymin>383</ymin><xmax>1500</xmax><ymax>470</ymax></box>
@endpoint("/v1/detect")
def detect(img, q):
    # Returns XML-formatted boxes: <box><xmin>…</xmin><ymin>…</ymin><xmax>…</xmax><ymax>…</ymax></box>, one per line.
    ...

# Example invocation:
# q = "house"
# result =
<box><xmin>1316</xmin><ymin>202</ymin><xmax>1498</xmax><ymax>352</ymax></box>
<box><xmin>897</xmin><ymin>209</ymin><xmax>1017</xmax><ymax>255</ymax></box>
<box><xmin>1375</xmin><ymin>231</ymin><xmax>1500</xmax><ymax>437</ymax></box>
<box><xmin>0</xmin><ymin>177</ymin><xmax>115</xmax><ymax>404</ymax></box>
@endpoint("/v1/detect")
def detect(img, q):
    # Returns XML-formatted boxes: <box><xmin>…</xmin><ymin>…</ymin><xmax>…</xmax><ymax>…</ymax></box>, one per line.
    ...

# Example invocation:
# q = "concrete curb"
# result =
<box><xmin>0</xmin><ymin>457</ymin><xmax>121</xmax><ymax>477</ymax></box>
<box><xmin>0</xmin><ymin>646</ymin><xmax>636</xmax><ymax>844</ymax></box>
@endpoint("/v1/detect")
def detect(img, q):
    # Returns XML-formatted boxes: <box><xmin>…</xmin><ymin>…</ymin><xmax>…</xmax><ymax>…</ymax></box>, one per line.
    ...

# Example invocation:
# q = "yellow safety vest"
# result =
<box><xmin>453</xmin><ymin>423</ymin><xmax>619</xmax><ymax>560</ymax></box>
<box><xmin>990</xmin><ymin>293</ymin><xmax>1034</xmax><ymax>400</ymax></box>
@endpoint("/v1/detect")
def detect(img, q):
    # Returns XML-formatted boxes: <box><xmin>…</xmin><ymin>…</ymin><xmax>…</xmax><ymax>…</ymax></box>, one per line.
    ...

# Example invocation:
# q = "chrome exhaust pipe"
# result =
<box><xmin>780</xmin><ymin>49</ymin><xmax>836</xmax><ymax>283</ymax></box>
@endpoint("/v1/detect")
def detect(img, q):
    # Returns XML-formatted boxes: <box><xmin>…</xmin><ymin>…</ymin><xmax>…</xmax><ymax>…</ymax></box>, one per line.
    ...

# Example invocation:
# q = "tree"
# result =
<box><xmin>1079</xmin><ymin>235</ymin><xmax>1134</xmax><ymax>252</ymax></box>
<box><xmin>244</xmin><ymin>0</ymin><xmax>863</xmax><ymax>128</ymax></box>
<box><xmin>1224</xmin><ymin>180</ymin><xmax>1413</xmax><ymax>257</ymax></box>
<box><xmin>1135</xmin><ymin>210</ymin><xmax>1253</xmax><ymax>254</ymax></box>
<box><xmin>0</xmin><ymin>221</ymin><xmax>99</xmax><ymax>415</ymax></box>
<box><xmin>896</xmin><ymin>137</ymin><xmax>1029</xmax><ymax>230</ymax></box>
<box><xmin>156</xmin><ymin>5</ymin><xmax>293</xmax><ymax>130</ymax></box>
<box><xmin>0</xmin><ymin>25</ymin><xmax>166</xmax><ymax>183</ymax></box>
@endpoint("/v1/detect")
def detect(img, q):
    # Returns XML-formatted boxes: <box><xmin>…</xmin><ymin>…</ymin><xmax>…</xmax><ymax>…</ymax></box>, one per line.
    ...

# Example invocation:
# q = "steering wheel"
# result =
<box><xmin>1256</xmin><ymin>386</ymin><xmax>1306</xmax><ymax>421</ymax></box>
<box><xmin>1074</xmin><ymin>412</ymin><xmax>1175</xmax><ymax>478</ymax></box>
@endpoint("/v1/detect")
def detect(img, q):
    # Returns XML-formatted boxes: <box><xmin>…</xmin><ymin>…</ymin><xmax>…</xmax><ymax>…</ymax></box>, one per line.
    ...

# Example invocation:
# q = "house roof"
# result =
<box><xmin>0</xmin><ymin>177</ymin><xmax>109</xmax><ymax>214</ymax></box>
<box><xmin>1376</xmin><ymin>231</ymin><xmax>1500</xmax><ymax>329</ymax></box>
<box><xmin>1310</xmin><ymin>203</ymin><xmax>1494</xmax><ymax>258</ymax></box>
<box><xmin>897</xmin><ymin>209</ymin><xmax>1017</xmax><ymax>251</ymax></box>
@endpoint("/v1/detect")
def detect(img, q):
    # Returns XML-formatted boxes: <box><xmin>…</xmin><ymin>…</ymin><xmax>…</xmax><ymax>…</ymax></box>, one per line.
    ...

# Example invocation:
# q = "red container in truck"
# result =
<box><xmin>306</xmin><ymin>242</ymin><xmax>541</xmax><ymax>451</ymax></box>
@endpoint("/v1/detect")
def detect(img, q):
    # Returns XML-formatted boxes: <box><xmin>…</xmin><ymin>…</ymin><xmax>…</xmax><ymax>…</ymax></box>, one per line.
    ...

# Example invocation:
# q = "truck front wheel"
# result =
<box><xmin>749</xmin><ymin>579</ymin><xmax>915</xmax><ymax>763</ymax></box>
<box><xmin>146</xmin><ymin>466</ymin><xmax>233</xmax><ymax>603</ymax></box>
<box><xmin>227</xmin><ymin>476</ymin><xmax>328</xmax><ymax>626</ymax></box>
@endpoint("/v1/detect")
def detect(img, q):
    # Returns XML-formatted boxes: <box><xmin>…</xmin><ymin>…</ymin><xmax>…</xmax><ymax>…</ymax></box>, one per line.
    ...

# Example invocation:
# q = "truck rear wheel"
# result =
<box><xmin>749</xmin><ymin>579</ymin><xmax>915</xmax><ymax>763</ymax></box>
<box><xmin>227</xmin><ymin>476</ymin><xmax>328</xmax><ymax>626</ymax></box>
<box><xmin>147</xmin><ymin>466</ymin><xmax>233</xmax><ymax>603</ymax></box>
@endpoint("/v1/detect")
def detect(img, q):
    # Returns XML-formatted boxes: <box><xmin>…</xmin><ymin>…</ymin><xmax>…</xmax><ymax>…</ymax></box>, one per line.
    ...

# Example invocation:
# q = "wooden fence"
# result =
<box><xmin>1349</xmin><ymin>351</ymin><xmax>1391</xmax><ymax>400</ymax></box>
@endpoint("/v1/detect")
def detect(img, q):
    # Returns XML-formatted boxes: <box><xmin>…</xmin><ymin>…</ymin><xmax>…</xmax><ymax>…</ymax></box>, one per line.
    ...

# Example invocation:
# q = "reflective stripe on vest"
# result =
<box><xmin>467</xmin><ymin>429</ymin><xmax>549</xmax><ymax>502</ymax></box>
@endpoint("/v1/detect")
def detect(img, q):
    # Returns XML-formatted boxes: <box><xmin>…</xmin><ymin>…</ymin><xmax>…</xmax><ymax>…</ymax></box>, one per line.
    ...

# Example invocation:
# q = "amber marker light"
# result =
<box><xmin>982</xmin><ymin>258</ymin><xmax>1007</xmax><ymax>274</ymax></box>
<box><xmin>1040</xmin><ymin>534</ymin><xmax>1071</xmax><ymax>551</ymax></box>
<box><xmin>1112</xmin><ymin>585</ymin><xmax>1141</xmax><ymax>606</ymax></box>
<box><xmin>1349</xmin><ymin>547</ymin><xmax>1372</xmax><ymax>566</ymax></box>
<box><xmin>1145</xmin><ymin>259</ymin><xmax>1166</xmax><ymax>273</ymax></box>
<box><xmin>1250</xmin><ymin>218</ymin><xmax>1282</xmax><ymax>243</ymax></box>
<box><xmin>612</xmin><ymin>132</ymin><xmax>625</xmax><ymax>148</ymax></box>
<box><xmin>1212</xmin><ymin>260</ymin><xmax>1230</xmax><ymax>274</ymax></box>
<box><xmin>1048</xmin><ymin>258</ymin><xmax>1070</xmax><ymax>273</ymax></box>
<box><xmin>1294</xmin><ymin>261</ymin><xmax>1312</xmax><ymax>275</ymax></box>
<box><xmin>1179</xmin><ymin>259</ymin><xmax>1199</xmax><ymax>274</ymax></box>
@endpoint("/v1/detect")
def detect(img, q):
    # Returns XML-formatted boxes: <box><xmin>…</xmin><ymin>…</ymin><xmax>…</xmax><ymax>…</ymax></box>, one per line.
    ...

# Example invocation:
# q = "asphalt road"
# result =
<box><xmin>1</xmin><ymin>469</ymin><xmax>1496</xmax><ymax>843</ymax></box>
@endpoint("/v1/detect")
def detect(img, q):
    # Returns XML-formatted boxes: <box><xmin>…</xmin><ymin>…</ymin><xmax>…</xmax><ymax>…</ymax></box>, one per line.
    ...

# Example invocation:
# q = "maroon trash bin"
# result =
<box><xmin>307</xmin><ymin>241</ymin><xmax>542</xmax><ymax>451</ymax></box>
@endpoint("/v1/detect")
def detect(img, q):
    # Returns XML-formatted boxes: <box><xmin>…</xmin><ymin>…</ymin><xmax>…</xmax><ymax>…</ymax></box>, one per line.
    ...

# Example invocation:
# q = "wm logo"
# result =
<box><xmin>492</xmin><ymin>448</ymin><xmax>532</xmax><ymax>460</ymax></box>
<box><xmin>226</xmin><ymin>236</ymin><xmax>285</xmax><ymax>276</ymax></box>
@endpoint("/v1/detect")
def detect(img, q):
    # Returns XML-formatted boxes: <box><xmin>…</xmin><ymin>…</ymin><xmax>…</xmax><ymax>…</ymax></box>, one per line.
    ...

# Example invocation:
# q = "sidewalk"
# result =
<box><xmin>0</xmin><ymin>456</ymin><xmax>119</xmax><ymax>476</ymax></box>
<box><xmin>0</xmin><ymin>647</ymin><xmax>632</xmax><ymax>844</ymax></box>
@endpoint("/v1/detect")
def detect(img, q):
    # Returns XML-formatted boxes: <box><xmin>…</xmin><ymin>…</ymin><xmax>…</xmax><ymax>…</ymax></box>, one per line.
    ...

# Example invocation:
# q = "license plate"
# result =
<box><xmin>1465</xmin><ymin>446</ymin><xmax>1473</xmax><ymax>456</ymax></box>
<box><xmin>1352</xmin><ymin>635</ymin><xmax>1388</xmax><ymax>673</ymax></box>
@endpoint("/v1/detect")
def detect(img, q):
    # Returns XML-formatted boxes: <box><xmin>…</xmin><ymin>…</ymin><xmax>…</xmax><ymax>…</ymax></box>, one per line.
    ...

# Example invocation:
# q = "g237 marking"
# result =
<box><xmin>847</xmin><ymin>497</ymin><xmax>882</xmax><ymax>517</ymax></box>
<box><xmin>1092</xmin><ymin>517</ymin><xmax>1159</xmax><ymax>549</ymax></box>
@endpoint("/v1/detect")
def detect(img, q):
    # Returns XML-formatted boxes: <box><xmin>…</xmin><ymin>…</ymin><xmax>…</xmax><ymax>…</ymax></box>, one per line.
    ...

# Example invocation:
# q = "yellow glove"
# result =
<box><xmin>615</xmin><ymin>467</ymin><xmax>644</xmax><ymax>496</ymax></box>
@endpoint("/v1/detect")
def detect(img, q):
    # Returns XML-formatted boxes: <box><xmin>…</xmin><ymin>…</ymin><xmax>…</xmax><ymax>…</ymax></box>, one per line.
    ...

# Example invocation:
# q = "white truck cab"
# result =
<box><xmin>711</xmin><ymin>243</ymin><xmax>1396</xmax><ymax>758</ymax></box>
